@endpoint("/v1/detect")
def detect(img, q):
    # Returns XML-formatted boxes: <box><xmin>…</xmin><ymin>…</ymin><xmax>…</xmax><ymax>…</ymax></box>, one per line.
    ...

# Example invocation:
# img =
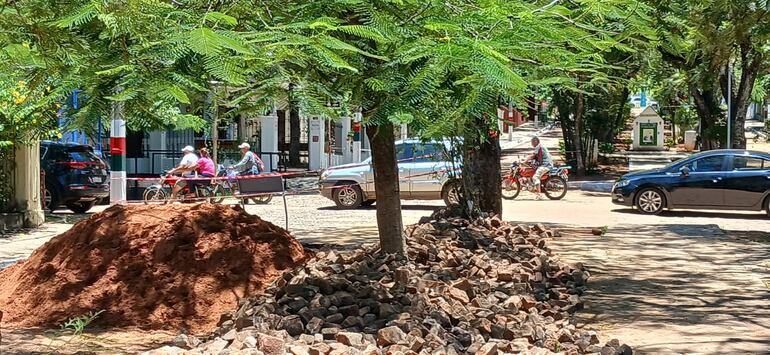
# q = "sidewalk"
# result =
<box><xmin>498</xmin><ymin>122</ymin><xmax>548</xmax><ymax>151</ymax></box>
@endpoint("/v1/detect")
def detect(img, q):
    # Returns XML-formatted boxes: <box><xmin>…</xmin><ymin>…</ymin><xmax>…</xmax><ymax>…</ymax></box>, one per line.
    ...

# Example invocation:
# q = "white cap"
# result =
<box><xmin>238</xmin><ymin>142</ymin><xmax>250</xmax><ymax>149</ymax></box>
<box><xmin>181</xmin><ymin>145</ymin><xmax>194</xmax><ymax>153</ymax></box>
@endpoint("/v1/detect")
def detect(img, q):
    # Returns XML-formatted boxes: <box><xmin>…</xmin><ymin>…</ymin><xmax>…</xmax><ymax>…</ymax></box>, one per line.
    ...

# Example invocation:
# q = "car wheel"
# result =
<box><xmin>501</xmin><ymin>178</ymin><xmax>521</xmax><ymax>200</ymax></box>
<box><xmin>765</xmin><ymin>196</ymin><xmax>770</xmax><ymax>217</ymax></box>
<box><xmin>635</xmin><ymin>188</ymin><xmax>665</xmax><ymax>215</ymax></box>
<box><xmin>333</xmin><ymin>183</ymin><xmax>363</xmax><ymax>209</ymax></box>
<box><xmin>66</xmin><ymin>201</ymin><xmax>96</xmax><ymax>214</ymax></box>
<box><xmin>44</xmin><ymin>185</ymin><xmax>60</xmax><ymax>212</ymax></box>
<box><xmin>442</xmin><ymin>180</ymin><xmax>462</xmax><ymax>206</ymax></box>
<box><xmin>543</xmin><ymin>176</ymin><xmax>568</xmax><ymax>200</ymax></box>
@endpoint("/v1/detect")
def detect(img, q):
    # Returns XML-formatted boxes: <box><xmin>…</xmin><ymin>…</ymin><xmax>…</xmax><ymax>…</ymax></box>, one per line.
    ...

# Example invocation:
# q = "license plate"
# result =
<box><xmin>90</xmin><ymin>176</ymin><xmax>104</xmax><ymax>183</ymax></box>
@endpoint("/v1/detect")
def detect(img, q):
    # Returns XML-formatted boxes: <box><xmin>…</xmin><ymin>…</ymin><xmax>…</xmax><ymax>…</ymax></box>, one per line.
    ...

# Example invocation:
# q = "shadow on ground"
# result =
<box><xmin>542</xmin><ymin>222</ymin><xmax>770</xmax><ymax>353</ymax></box>
<box><xmin>291</xmin><ymin>225</ymin><xmax>380</xmax><ymax>250</ymax></box>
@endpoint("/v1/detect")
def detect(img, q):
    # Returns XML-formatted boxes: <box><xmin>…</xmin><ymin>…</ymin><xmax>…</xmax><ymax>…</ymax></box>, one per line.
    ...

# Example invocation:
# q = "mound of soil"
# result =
<box><xmin>0</xmin><ymin>204</ymin><xmax>308</xmax><ymax>333</ymax></box>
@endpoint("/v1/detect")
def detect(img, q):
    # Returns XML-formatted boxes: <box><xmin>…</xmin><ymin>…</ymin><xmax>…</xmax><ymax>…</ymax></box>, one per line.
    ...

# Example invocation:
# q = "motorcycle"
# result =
<box><xmin>502</xmin><ymin>161</ymin><xmax>570</xmax><ymax>200</ymax></box>
<box><xmin>142</xmin><ymin>172</ymin><xmax>214</xmax><ymax>203</ymax></box>
<box><xmin>210</xmin><ymin>164</ymin><xmax>272</xmax><ymax>205</ymax></box>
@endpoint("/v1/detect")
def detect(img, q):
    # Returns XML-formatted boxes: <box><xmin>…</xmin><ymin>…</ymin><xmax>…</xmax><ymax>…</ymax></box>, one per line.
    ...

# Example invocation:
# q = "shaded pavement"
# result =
<box><xmin>546</xmin><ymin>223</ymin><xmax>770</xmax><ymax>353</ymax></box>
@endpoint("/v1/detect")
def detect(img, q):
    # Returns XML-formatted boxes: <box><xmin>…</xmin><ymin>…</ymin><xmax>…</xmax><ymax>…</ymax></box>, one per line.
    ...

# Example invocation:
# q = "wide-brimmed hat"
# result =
<box><xmin>181</xmin><ymin>145</ymin><xmax>194</xmax><ymax>152</ymax></box>
<box><xmin>237</xmin><ymin>142</ymin><xmax>250</xmax><ymax>149</ymax></box>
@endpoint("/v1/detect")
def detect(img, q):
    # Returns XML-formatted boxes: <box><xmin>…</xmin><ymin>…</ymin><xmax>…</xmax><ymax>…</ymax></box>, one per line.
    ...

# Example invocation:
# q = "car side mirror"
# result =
<box><xmin>679</xmin><ymin>166</ymin><xmax>690</xmax><ymax>177</ymax></box>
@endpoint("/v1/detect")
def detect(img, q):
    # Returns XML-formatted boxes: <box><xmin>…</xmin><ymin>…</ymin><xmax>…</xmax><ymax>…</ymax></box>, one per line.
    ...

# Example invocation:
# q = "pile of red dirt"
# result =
<box><xmin>0</xmin><ymin>204</ymin><xmax>309</xmax><ymax>334</ymax></box>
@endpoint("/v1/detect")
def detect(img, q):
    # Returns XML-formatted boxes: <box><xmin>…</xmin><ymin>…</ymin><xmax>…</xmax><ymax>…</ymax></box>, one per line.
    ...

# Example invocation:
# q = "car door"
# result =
<box><xmin>667</xmin><ymin>155</ymin><xmax>726</xmax><ymax>207</ymax></box>
<box><xmin>361</xmin><ymin>143</ymin><xmax>413</xmax><ymax>198</ymax></box>
<box><xmin>722</xmin><ymin>155</ymin><xmax>770</xmax><ymax>208</ymax></box>
<box><xmin>409</xmin><ymin>143</ymin><xmax>445</xmax><ymax>199</ymax></box>
<box><xmin>395</xmin><ymin>143</ymin><xmax>414</xmax><ymax>198</ymax></box>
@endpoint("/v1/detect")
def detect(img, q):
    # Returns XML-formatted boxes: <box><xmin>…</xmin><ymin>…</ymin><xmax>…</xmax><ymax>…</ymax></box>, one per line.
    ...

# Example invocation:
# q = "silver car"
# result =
<box><xmin>319</xmin><ymin>139</ymin><xmax>462</xmax><ymax>209</ymax></box>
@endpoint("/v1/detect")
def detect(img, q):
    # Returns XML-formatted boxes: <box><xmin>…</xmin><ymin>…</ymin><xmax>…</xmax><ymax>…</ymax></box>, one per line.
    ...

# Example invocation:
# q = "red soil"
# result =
<box><xmin>0</xmin><ymin>204</ymin><xmax>308</xmax><ymax>334</ymax></box>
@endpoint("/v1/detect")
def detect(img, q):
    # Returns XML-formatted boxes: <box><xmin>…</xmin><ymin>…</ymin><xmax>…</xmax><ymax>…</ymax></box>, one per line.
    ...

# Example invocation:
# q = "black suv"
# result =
<box><xmin>41</xmin><ymin>141</ymin><xmax>110</xmax><ymax>213</ymax></box>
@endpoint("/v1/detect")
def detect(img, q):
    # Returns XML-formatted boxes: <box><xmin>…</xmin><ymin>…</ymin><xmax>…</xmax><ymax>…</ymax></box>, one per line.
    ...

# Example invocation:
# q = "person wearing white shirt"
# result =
<box><xmin>168</xmin><ymin>145</ymin><xmax>199</xmax><ymax>201</ymax></box>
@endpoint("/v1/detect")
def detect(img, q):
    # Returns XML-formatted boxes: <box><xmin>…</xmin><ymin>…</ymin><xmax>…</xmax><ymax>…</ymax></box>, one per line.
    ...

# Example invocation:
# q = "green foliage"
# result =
<box><xmin>60</xmin><ymin>310</ymin><xmax>104</xmax><ymax>335</ymax></box>
<box><xmin>0</xmin><ymin>78</ymin><xmax>61</xmax><ymax>145</ymax></box>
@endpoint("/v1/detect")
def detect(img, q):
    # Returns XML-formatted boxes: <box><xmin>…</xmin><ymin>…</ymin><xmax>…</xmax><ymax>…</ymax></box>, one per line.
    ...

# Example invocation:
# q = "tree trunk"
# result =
<box><xmin>289</xmin><ymin>108</ymin><xmax>301</xmax><ymax>167</ymax></box>
<box><xmin>720</xmin><ymin>53</ymin><xmax>763</xmax><ymax>149</ymax></box>
<box><xmin>462</xmin><ymin>115</ymin><xmax>502</xmax><ymax>216</ymax></box>
<box><xmin>573</xmin><ymin>91</ymin><xmax>586</xmax><ymax>175</ymax></box>
<box><xmin>610</xmin><ymin>87</ymin><xmax>630</xmax><ymax>142</ymax></box>
<box><xmin>689</xmin><ymin>83</ymin><xmax>723</xmax><ymax>150</ymax></box>
<box><xmin>366</xmin><ymin>122</ymin><xmax>405</xmax><ymax>255</ymax></box>
<box><xmin>552</xmin><ymin>90</ymin><xmax>575</xmax><ymax>162</ymax></box>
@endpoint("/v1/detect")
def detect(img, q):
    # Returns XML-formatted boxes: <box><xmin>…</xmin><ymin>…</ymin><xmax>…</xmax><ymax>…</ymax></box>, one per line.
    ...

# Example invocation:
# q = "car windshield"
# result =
<box><xmin>66</xmin><ymin>147</ymin><xmax>102</xmax><ymax>163</ymax></box>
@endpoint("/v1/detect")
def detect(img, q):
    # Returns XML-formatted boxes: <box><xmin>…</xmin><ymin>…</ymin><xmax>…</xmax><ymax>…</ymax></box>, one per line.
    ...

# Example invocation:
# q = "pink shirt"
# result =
<box><xmin>197</xmin><ymin>157</ymin><xmax>215</xmax><ymax>176</ymax></box>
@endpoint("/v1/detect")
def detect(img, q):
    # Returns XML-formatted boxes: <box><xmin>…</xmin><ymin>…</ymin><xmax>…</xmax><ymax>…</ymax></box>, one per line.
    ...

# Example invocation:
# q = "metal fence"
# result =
<box><xmin>0</xmin><ymin>145</ymin><xmax>16</xmax><ymax>212</ymax></box>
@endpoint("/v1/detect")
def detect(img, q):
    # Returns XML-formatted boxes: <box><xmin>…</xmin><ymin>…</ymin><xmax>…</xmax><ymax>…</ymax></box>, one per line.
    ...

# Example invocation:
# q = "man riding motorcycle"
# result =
<box><xmin>524</xmin><ymin>136</ymin><xmax>552</xmax><ymax>199</ymax></box>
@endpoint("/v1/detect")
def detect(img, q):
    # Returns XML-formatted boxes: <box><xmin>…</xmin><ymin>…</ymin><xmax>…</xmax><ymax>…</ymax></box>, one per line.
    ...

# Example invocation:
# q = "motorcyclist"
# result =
<box><xmin>168</xmin><ymin>145</ymin><xmax>198</xmax><ymax>201</ymax></box>
<box><xmin>228</xmin><ymin>142</ymin><xmax>266</xmax><ymax>176</ymax></box>
<box><xmin>524</xmin><ymin>136</ymin><xmax>552</xmax><ymax>199</ymax></box>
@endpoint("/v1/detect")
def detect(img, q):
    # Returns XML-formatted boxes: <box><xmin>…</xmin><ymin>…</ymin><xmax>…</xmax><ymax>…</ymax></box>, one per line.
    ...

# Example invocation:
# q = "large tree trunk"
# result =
<box><xmin>366</xmin><ymin>122</ymin><xmax>405</xmax><ymax>255</ymax></box>
<box><xmin>462</xmin><ymin>115</ymin><xmax>502</xmax><ymax>216</ymax></box>
<box><xmin>689</xmin><ymin>82</ymin><xmax>723</xmax><ymax>150</ymax></box>
<box><xmin>289</xmin><ymin>108</ymin><xmax>301</xmax><ymax>167</ymax></box>
<box><xmin>720</xmin><ymin>53</ymin><xmax>763</xmax><ymax>149</ymax></box>
<box><xmin>552</xmin><ymin>90</ymin><xmax>575</xmax><ymax>162</ymax></box>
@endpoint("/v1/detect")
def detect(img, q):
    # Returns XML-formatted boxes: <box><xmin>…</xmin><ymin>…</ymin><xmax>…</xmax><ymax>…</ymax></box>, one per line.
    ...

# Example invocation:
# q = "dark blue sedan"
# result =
<box><xmin>612</xmin><ymin>150</ymin><xmax>770</xmax><ymax>215</ymax></box>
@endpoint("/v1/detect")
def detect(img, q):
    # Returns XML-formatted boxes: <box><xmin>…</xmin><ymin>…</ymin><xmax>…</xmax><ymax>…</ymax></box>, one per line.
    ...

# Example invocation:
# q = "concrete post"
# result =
<box><xmin>14</xmin><ymin>142</ymin><xmax>44</xmax><ymax>227</ymax></box>
<box><xmin>308</xmin><ymin>116</ymin><xmax>326</xmax><ymax>171</ymax></box>
<box><xmin>352</xmin><ymin>111</ymin><xmax>362</xmax><ymax>163</ymax></box>
<box><xmin>260</xmin><ymin>105</ymin><xmax>279</xmax><ymax>171</ymax></box>
<box><xmin>109</xmin><ymin>99</ymin><xmax>127</xmax><ymax>205</ymax></box>
<box><xmin>341</xmin><ymin>116</ymin><xmax>351</xmax><ymax>163</ymax></box>
<box><xmin>400</xmin><ymin>123</ymin><xmax>408</xmax><ymax>140</ymax></box>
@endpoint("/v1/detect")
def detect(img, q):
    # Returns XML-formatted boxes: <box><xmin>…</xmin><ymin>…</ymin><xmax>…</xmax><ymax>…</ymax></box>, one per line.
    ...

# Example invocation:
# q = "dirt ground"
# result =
<box><xmin>0</xmin><ymin>327</ymin><xmax>176</xmax><ymax>354</ymax></box>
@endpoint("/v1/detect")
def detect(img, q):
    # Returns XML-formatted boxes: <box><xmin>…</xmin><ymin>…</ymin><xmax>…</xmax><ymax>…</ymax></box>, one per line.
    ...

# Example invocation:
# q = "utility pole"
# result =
<box><xmin>727</xmin><ymin>60</ymin><xmax>732</xmax><ymax>149</ymax></box>
<box><xmin>109</xmin><ymin>88</ymin><xmax>127</xmax><ymax>205</ymax></box>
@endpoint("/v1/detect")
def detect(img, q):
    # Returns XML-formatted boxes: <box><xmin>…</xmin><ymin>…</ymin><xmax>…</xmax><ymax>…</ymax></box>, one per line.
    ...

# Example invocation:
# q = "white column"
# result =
<box><xmin>341</xmin><ymin>117</ymin><xmax>351</xmax><ymax>163</ymax></box>
<box><xmin>352</xmin><ymin>111</ymin><xmax>362</xmax><ymax>163</ymax></box>
<box><xmin>239</xmin><ymin>114</ymin><xmax>247</xmax><ymax>141</ymax></box>
<box><xmin>308</xmin><ymin>116</ymin><xmax>326</xmax><ymax>171</ymax></box>
<box><xmin>400</xmin><ymin>123</ymin><xmax>408</xmax><ymax>140</ymax></box>
<box><xmin>14</xmin><ymin>142</ymin><xmax>44</xmax><ymax>227</ymax></box>
<box><xmin>260</xmin><ymin>106</ymin><xmax>279</xmax><ymax>171</ymax></box>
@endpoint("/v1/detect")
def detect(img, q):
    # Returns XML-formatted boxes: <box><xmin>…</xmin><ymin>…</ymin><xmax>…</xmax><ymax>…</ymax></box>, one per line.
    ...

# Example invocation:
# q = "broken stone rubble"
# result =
<box><xmin>145</xmin><ymin>210</ymin><xmax>632</xmax><ymax>355</ymax></box>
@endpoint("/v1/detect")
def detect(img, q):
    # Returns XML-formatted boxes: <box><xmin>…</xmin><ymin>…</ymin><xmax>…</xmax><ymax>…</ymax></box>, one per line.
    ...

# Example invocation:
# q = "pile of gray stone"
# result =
<box><xmin>146</xmin><ymin>212</ymin><xmax>632</xmax><ymax>355</ymax></box>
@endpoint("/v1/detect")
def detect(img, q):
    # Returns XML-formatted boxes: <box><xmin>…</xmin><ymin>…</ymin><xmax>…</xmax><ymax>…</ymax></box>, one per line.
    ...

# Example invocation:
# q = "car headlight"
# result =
<box><xmin>319</xmin><ymin>170</ymin><xmax>331</xmax><ymax>181</ymax></box>
<box><xmin>615</xmin><ymin>179</ymin><xmax>631</xmax><ymax>188</ymax></box>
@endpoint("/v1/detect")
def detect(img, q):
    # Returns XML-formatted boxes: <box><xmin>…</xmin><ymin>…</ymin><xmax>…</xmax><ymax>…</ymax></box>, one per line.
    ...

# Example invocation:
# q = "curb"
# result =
<box><xmin>567</xmin><ymin>180</ymin><xmax>614</xmax><ymax>193</ymax></box>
